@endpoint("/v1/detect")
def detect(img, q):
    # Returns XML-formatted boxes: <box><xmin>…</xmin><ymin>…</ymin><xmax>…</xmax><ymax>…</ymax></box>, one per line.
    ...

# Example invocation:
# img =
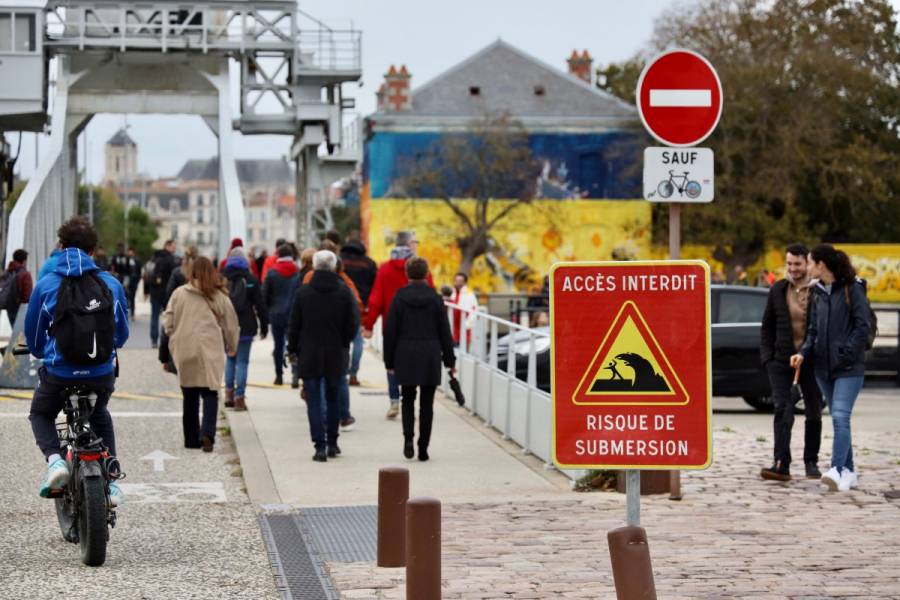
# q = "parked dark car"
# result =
<box><xmin>495</xmin><ymin>285</ymin><xmax>898</xmax><ymax>411</ymax></box>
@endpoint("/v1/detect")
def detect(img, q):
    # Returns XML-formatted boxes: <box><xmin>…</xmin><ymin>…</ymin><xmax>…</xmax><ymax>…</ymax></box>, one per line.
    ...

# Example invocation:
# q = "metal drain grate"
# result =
<box><xmin>259</xmin><ymin>513</ymin><xmax>338</xmax><ymax>600</ymax></box>
<box><xmin>299</xmin><ymin>505</ymin><xmax>377</xmax><ymax>563</ymax></box>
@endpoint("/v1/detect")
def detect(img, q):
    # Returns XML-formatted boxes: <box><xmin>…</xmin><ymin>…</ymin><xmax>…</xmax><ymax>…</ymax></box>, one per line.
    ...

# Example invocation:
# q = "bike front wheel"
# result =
<box><xmin>685</xmin><ymin>180</ymin><xmax>702</xmax><ymax>199</ymax></box>
<box><xmin>657</xmin><ymin>180</ymin><xmax>674</xmax><ymax>198</ymax></box>
<box><xmin>78</xmin><ymin>476</ymin><xmax>109</xmax><ymax>566</ymax></box>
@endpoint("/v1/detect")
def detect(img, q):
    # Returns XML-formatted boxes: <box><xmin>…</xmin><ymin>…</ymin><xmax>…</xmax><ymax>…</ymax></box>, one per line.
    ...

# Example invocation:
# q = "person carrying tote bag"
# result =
<box><xmin>163</xmin><ymin>257</ymin><xmax>239</xmax><ymax>452</ymax></box>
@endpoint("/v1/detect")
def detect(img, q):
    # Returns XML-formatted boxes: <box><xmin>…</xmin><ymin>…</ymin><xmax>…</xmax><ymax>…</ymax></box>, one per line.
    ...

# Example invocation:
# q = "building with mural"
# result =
<box><xmin>361</xmin><ymin>41</ymin><xmax>650</xmax><ymax>292</ymax></box>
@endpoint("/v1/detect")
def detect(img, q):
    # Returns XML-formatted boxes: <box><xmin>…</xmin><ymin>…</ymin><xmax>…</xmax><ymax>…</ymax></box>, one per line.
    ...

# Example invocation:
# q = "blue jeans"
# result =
<box><xmin>304</xmin><ymin>376</ymin><xmax>342</xmax><ymax>450</ymax></box>
<box><xmin>350</xmin><ymin>328</ymin><xmax>364</xmax><ymax>377</ymax></box>
<box><xmin>816</xmin><ymin>375</ymin><xmax>864</xmax><ymax>472</ymax></box>
<box><xmin>318</xmin><ymin>375</ymin><xmax>352</xmax><ymax>421</ymax></box>
<box><xmin>150</xmin><ymin>297</ymin><xmax>164</xmax><ymax>345</ymax></box>
<box><xmin>225</xmin><ymin>339</ymin><xmax>253</xmax><ymax>398</ymax></box>
<box><xmin>270</xmin><ymin>313</ymin><xmax>297</xmax><ymax>379</ymax></box>
<box><xmin>387</xmin><ymin>370</ymin><xmax>400</xmax><ymax>404</ymax></box>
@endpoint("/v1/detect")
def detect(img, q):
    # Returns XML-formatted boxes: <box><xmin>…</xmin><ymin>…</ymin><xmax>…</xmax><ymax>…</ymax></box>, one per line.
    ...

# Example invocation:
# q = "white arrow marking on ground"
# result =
<box><xmin>141</xmin><ymin>450</ymin><xmax>178</xmax><ymax>472</ymax></box>
<box><xmin>650</xmin><ymin>89</ymin><xmax>712</xmax><ymax>107</ymax></box>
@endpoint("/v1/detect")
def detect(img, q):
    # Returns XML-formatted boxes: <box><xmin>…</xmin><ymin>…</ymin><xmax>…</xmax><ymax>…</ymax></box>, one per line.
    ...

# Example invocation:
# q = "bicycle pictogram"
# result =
<box><xmin>649</xmin><ymin>170</ymin><xmax>702</xmax><ymax>199</ymax></box>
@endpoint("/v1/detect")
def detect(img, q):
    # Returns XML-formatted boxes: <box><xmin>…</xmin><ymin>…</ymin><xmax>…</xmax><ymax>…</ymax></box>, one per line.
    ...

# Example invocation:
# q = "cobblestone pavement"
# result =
<box><xmin>328</xmin><ymin>399</ymin><xmax>900</xmax><ymax>599</ymax></box>
<box><xmin>0</xmin><ymin>347</ymin><xmax>278</xmax><ymax>600</ymax></box>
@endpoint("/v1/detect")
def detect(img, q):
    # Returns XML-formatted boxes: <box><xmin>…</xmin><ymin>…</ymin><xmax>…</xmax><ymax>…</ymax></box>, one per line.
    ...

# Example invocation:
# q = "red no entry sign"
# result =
<box><xmin>550</xmin><ymin>261</ymin><xmax>712</xmax><ymax>469</ymax></box>
<box><xmin>636</xmin><ymin>49</ymin><xmax>723</xmax><ymax>147</ymax></box>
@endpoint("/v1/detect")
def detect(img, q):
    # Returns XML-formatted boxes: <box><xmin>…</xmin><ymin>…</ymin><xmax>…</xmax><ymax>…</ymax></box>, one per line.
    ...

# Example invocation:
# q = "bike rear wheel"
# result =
<box><xmin>55</xmin><ymin>490</ymin><xmax>79</xmax><ymax>544</ymax></box>
<box><xmin>78</xmin><ymin>476</ymin><xmax>108</xmax><ymax>566</ymax></box>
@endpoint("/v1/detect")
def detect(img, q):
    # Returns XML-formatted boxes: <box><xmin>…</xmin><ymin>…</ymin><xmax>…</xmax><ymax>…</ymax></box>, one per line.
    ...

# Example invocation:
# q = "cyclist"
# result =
<box><xmin>26</xmin><ymin>217</ymin><xmax>130</xmax><ymax>506</ymax></box>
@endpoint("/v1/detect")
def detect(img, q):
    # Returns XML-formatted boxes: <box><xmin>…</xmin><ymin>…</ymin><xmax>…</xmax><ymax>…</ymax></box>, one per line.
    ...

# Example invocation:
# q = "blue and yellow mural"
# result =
<box><xmin>361</xmin><ymin>130</ymin><xmax>649</xmax><ymax>292</ymax></box>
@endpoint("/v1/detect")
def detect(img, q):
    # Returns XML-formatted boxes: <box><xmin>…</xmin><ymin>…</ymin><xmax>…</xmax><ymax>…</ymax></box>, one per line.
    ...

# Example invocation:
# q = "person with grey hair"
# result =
<box><xmin>363</xmin><ymin>230</ymin><xmax>432</xmax><ymax>419</ymax></box>
<box><xmin>222</xmin><ymin>246</ymin><xmax>268</xmax><ymax>412</ymax></box>
<box><xmin>287</xmin><ymin>250</ymin><xmax>360</xmax><ymax>461</ymax></box>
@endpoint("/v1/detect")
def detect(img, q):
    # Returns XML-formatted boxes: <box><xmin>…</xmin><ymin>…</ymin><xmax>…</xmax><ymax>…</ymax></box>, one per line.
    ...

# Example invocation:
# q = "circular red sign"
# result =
<box><xmin>636</xmin><ymin>49</ymin><xmax>723</xmax><ymax>147</ymax></box>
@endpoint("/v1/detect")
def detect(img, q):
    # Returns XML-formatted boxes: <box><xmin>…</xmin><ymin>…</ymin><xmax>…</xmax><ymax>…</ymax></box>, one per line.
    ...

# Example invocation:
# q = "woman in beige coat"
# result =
<box><xmin>163</xmin><ymin>256</ymin><xmax>239</xmax><ymax>452</ymax></box>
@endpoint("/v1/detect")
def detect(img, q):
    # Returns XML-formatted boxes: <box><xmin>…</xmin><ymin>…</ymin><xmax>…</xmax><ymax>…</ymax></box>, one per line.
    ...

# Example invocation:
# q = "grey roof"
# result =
<box><xmin>148</xmin><ymin>192</ymin><xmax>189</xmax><ymax>212</ymax></box>
<box><xmin>371</xmin><ymin>40</ymin><xmax>636</xmax><ymax>124</ymax></box>
<box><xmin>107</xmin><ymin>128</ymin><xmax>136</xmax><ymax>147</ymax></box>
<box><xmin>177</xmin><ymin>158</ymin><xmax>294</xmax><ymax>185</ymax></box>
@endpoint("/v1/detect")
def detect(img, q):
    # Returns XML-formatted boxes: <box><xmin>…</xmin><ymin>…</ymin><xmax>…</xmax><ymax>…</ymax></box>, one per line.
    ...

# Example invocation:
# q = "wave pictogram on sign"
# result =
<box><xmin>572</xmin><ymin>300</ymin><xmax>689</xmax><ymax>405</ymax></box>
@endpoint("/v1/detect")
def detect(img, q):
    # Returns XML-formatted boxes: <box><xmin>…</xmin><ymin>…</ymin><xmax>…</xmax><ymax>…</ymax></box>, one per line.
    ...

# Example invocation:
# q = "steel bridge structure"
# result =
<box><xmin>0</xmin><ymin>0</ymin><xmax>361</xmax><ymax>267</ymax></box>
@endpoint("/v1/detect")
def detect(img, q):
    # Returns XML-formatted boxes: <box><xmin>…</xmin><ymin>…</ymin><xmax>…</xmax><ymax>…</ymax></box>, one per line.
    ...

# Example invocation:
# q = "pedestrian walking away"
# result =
<box><xmin>163</xmin><ymin>256</ymin><xmax>240</xmax><ymax>452</ymax></box>
<box><xmin>302</xmin><ymin>246</ymin><xmax>363</xmax><ymax>430</ymax></box>
<box><xmin>759</xmin><ymin>244</ymin><xmax>823</xmax><ymax>482</ymax></box>
<box><xmin>287</xmin><ymin>250</ymin><xmax>359</xmax><ymax>462</ymax></box>
<box><xmin>792</xmin><ymin>244</ymin><xmax>870</xmax><ymax>492</ymax></box>
<box><xmin>124</xmin><ymin>247</ymin><xmax>142</xmax><ymax>320</ymax></box>
<box><xmin>341</xmin><ymin>231</ymin><xmax>377</xmax><ymax>387</ymax></box>
<box><xmin>218</xmin><ymin>237</ymin><xmax>259</xmax><ymax>277</ymax></box>
<box><xmin>158</xmin><ymin>246</ymin><xmax>197</xmax><ymax>374</ymax></box>
<box><xmin>363</xmin><ymin>230</ymin><xmax>433</xmax><ymax>419</ymax></box>
<box><xmin>222</xmin><ymin>247</ymin><xmax>269</xmax><ymax>410</ymax></box>
<box><xmin>264</xmin><ymin>243</ymin><xmax>300</xmax><ymax>386</ymax></box>
<box><xmin>146</xmin><ymin>240</ymin><xmax>177</xmax><ymax>349</ymax></box>
<box><xmin>24</xmin><ymin>217</ymin><xmax>130</xmax><ymax>506</ymax></box>
<box><xmin>383</xmin><ymin>256</ymin><xmax>456</xmax><ymax>462</ymax></box>
<box><xmin>1</xmin><ymin>248</ymin><xmax>34</xmax><ymax>329</ymax></box>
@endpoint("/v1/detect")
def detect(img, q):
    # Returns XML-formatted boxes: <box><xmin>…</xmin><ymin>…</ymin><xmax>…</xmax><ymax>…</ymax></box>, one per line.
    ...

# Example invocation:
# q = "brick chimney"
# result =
<box><xmin>567</xmin><ymin>50</ymin><xmax>593</xmax><ymax>84</ymax></box>
<box><xmin>380</xmin><ymin>64</ymin><xmax>412</xmax><ymax>111</ymax></box>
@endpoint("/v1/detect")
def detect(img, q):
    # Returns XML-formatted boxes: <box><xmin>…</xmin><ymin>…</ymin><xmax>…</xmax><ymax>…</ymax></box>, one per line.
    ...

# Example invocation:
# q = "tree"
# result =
<box><xmin>597</xmin><ymin>0</ymin><xmax>900</xmax><ymax>269</ymax></box>
<box><xmin>394</xmin><ymin>113</ymin><xmax>541</xmax><ymax>275</ymax></box>
<box><xmin>78</xmin><ymin>185</ymin><xmax>159</xmax><ymax>259</ymax></box>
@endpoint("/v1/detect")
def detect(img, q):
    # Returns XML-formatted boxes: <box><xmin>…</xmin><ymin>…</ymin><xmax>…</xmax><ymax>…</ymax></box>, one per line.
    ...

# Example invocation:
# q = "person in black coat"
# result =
<box><xmin>340</xmin><ymin>234</ymin><xmax>378</xmax><ymax>386</ymax></box>
<box><xmin>287</xmin><ymin>250</ymin><xmax>359</xmax><ymax>462</ymax></box>
<box><xmin>383</xmin><ymin>256</ymin><xmax>455</xmax><ymax>462</ymax></box>
<box><xmin>792</xmin><ymin>244</ymin><xmax>869</xmax><ymax>492</ymax></box>
<box><xmin>222</xmin><ymin>247</ymin><xmax>269</xmax><ymax>411</ymax></box>
<box><xmin>759</xmin><ymin>244</ymin><xmax>822</xmax><ymax>481</ymax></box>
<box><xmin>147</xmin><ymin>240</ymin><xmax>177</xmax><ymax>348</ymax></box>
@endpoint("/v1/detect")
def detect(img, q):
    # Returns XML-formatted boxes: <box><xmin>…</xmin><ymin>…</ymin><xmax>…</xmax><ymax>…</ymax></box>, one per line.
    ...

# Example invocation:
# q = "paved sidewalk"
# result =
<box><xmin>231</xmin><ymin>337</ymin><xmax>569</xmax><ymax>507</ymax></box>
<box><xmin>229</xmin><ymin>338</ymin><xmax>900</xmax><ymax>599</ymax></box>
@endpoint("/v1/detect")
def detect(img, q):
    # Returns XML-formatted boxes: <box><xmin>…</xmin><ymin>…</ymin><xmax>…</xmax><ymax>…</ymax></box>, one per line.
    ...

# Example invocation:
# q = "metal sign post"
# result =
<box><xmin>626</xmin><ymin>470</ymin><xmax>641</xmax><ymax>526</ymax></box>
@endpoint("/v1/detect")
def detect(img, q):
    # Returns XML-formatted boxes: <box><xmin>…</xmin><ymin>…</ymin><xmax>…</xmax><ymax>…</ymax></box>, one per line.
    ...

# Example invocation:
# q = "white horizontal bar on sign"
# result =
<box><xmin>649</xmin><ymin>89</ymin><xmax>712</xmax><ymax>107</ymax></box>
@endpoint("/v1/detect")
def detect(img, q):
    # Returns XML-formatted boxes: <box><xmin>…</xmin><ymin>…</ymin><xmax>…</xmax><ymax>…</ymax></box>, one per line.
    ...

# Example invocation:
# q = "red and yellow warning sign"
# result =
<box><xmin>551</xmin><ymin>261</ymin><xmax>711</xmax><ymax>470</ymax></box>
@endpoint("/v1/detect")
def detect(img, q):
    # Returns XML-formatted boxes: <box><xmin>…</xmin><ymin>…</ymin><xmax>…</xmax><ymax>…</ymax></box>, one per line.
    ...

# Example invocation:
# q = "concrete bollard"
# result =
<box><xmin>377</xmin><ymin>466</ymin><xmax>409</xmax><ymax>567</ymax></box>
<box><xmin>607</xmin><ymin>525</ymin><xmax>657</xmax><ymax>600</ymax></box>
<box><xmin>406</xmin><ymin>496</ymin><xmax>441</xmax><ymax>600</ymax></box>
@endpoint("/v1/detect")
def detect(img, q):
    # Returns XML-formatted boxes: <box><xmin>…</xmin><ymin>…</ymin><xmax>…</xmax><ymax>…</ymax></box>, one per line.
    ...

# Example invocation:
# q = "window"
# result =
<box><xmin>534</xmin><ymin>85</ymin><xmax>545</xmax><ymax>96</ymax></box>
<box><xmin>115</xmin><ymin>157</ymin><xmax>120</xmax><ymax>173</ymax></box>
<box><xmin>717</xmin><ymin>292</ymin><xmax>767</xmax><ymax>324</ymax></box>
<box><xmin>0</xmin><ymin>14</ymin><xmax>10</xmax><ymax>52</ymax></box>
<box><xmin>169</xmin><ymin>200</ymin><xmax>178</xmax><ymax>214</ymax></box>
<box><xmin>14</xmin><ymin>13</ymin><xmax>35</xmax><ymax>52</ymax></box>
<box><xmin>197</xmin><ymin>231</ymin><xmax>204</xmax><ymax>244</ymax></box>
<box><xmin>469</xmin><ymin>86</ymin><xmax>481</xmax><ymax>96</ymax></box>
<box><xmin>196</xmin><ymin>193</ymin><xmax>204</xmax><ymax>207</ymax></box>
<box><xmin>197</xmin><ymin>209</ymin><xmax>204</xmax><ymax>224</ymax></box>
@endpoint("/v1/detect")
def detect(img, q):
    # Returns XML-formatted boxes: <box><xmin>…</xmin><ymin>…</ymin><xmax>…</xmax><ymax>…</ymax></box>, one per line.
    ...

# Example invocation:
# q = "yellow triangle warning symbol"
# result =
<box><xmin>572</xmin><ymin>300</ymin><xmax>689</xmax><ymax>405</ymax></box>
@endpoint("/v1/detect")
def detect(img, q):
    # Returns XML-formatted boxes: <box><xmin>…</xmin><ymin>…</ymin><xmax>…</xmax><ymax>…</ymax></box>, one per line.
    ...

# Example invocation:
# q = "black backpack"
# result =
<box><xmin>51</xmin><ymin>272</ymin><xmax>116</xmax><ymax>365</ymax></box>
<box><xmin>228</xmin><ymin>276</ymin><xmax>249</xmax><ymax>313</ymax></box>
<box><xmin>847</xmin><ymin>278</ymin><xmax>878</xmax><ymax>351</ymax></box>
<box><xmin>0</xmin><ymin>268</ymin><xmax>21</xmax><ymax>311</ymax></box>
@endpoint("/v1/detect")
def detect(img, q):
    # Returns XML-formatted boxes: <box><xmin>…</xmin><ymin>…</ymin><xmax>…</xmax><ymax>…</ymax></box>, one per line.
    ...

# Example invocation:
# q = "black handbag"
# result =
<box><xmin>448</xmin><ymin>371</ymin><xmax>465</xmax><ymax>406</ymax></box>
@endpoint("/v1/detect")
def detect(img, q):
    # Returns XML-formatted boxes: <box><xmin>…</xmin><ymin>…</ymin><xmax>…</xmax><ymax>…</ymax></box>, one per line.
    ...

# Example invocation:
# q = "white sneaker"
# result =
<box><xmin>821</xmin><ymin>467</ymin><xmax>841</xmax><ymax>491</ymax></box>
<box><xmin>840</xmin><ymin>468</ymin><xmax>858</xmax><ymax>491</ymax></box>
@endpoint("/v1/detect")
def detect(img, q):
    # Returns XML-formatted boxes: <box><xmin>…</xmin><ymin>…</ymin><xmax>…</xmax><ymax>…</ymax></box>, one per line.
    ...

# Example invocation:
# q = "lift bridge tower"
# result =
<box><xmin>0</xmin><ymin>0</ymin><xmax>361</xmax><ymax>267</ymax></box>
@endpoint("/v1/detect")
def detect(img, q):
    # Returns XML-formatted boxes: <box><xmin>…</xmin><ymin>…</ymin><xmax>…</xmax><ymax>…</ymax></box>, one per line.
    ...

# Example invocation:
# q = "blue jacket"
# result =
<box><xmin>25</xmin><ymin>248</ymin><xmax>130</xmax><ymax>378</ymax></box>
<box><xmin>799</xmin><ymin>279</ymin><xmax>869</xmax><ymax>380</ymax></box>
<box><xmin>37</xmin><ymin>248</ymin><xmax>63</xmax><ymax>281</ymax></box>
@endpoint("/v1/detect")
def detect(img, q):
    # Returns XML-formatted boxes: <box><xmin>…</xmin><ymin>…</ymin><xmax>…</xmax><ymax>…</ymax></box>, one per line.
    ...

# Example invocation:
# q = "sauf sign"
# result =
<box><xmin>637</xmin><ymin>49</ymin><xmax>722</xmax><ymax>203</ymax></box>
<box><xmin>550</xmin><ymin>261</ymin><xmax>712</xmax><ymax>470</ymax></box>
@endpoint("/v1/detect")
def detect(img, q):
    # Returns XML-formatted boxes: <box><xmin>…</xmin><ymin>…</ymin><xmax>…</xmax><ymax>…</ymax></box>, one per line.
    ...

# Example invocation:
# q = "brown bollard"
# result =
<box><xmin>607</xmin><ymin>525</ymin><xmax>658</xmax><ymax>600</ymax></box>
<box><xmin>377</xmin><ymin>467</ymin><xmax>409</xmax><ymax>567</ymax></box>
<box><xmin>406</xmin><ymin>497</ymin><xmax>441</xmax><ymax>600</ymax></box>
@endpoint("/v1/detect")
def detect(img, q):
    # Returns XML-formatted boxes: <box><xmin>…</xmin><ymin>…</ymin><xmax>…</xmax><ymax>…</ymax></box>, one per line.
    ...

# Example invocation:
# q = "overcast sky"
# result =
<box><xmin>19</xmin><ymin>0</ymin><xmax>896</xmax><ymax>183</ymax></box>
<box><xmin>10</xmin><ymin>0</ymin><xmax>676</xmax><ymax>183</ymax></box>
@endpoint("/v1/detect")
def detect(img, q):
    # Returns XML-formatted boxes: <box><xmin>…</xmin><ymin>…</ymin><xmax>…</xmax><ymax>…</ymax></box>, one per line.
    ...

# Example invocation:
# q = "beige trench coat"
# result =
<box><xmin>162</xmin><ymin>284</ymin><xmax>239</xmax><ymax>390</ymax></box>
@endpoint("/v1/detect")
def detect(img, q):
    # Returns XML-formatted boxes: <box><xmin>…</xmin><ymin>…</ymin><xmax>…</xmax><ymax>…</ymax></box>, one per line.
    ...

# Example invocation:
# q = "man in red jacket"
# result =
<box><xmin>4</xmin><ymin>249</ymin><xmax>33</xmax><ymax>328</ymax></box>
<box><xmin>363</xmin><ymin>231</ymin><xmax>433</xmax><ymax>419</ymax></box>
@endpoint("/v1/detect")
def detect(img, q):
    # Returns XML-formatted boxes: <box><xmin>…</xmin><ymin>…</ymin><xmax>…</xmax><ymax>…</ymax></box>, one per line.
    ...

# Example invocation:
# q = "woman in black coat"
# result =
<box><xmin>383</xmin><ymin>256</ymin><xmax>455</xmax><ymax>461</ymax></box>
